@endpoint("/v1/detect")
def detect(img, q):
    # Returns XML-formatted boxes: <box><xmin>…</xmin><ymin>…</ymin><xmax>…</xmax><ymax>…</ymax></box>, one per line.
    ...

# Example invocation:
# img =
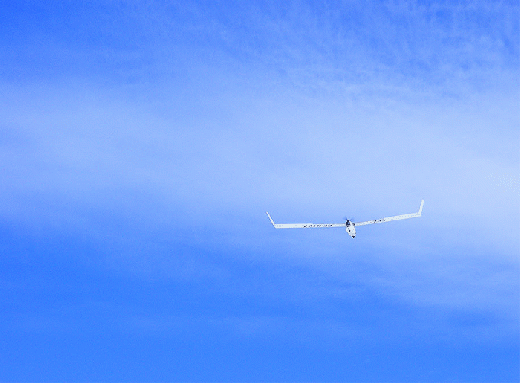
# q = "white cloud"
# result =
<box><xmin>0</xmin><ymin>1</ymin><xmax>517</xmax><ymax>335</ymax></box>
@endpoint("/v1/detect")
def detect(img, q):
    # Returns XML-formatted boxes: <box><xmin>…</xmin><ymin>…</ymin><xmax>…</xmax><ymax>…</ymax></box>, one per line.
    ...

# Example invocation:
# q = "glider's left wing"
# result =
<box><xmin>266</xmin><ymin>212</ymin><xmax>344</xmax><ymax>229</ymax></box>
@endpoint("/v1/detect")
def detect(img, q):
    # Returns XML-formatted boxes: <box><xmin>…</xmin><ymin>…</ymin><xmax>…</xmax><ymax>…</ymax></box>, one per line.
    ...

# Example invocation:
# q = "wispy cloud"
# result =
<box><xmin>0</xmin><ymin>2</ymin><xmax>518</xmax><ymax>379</ymax></box>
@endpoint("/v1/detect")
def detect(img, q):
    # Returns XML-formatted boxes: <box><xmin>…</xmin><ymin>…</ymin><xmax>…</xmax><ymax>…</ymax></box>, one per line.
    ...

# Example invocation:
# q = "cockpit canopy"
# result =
<box><xmin>346</xmin><ymin>221</ymin><xmax>356</xmax><ymax>238</ymax></box>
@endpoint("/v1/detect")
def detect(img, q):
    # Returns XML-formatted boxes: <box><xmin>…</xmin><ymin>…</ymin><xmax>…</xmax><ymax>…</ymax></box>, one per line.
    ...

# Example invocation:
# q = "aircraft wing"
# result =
<box><xmin>354</xmin><ymin>200</ymin><xmax>424</xmax><ymax>226</ymax></box>
<box><xmin>266</xmin><ymin>212</ymin><xmax>344</xmax><ymax>229</ymax></box>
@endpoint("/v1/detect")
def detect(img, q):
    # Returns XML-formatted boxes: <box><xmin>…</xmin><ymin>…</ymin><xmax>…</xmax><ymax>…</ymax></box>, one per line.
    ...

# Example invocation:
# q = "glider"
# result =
<box><xmin>266</xmin><ymin>200</ymin><xmax>424</xmax><ymax>238</ymax></box>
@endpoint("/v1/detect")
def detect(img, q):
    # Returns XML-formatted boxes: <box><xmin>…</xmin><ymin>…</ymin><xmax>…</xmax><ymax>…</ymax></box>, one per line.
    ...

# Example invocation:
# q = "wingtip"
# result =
<box><xmin>266</xmin><ymin>212</ymin><xmax>275</xmax><ymax>226</ymax></box>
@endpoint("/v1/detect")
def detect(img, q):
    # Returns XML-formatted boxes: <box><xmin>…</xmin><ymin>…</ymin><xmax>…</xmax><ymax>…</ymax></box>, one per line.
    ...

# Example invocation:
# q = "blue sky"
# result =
<box><xmin>0</xmin><ymin>1</ymin><xmax>519</xmax><ymax>381</ymax></box>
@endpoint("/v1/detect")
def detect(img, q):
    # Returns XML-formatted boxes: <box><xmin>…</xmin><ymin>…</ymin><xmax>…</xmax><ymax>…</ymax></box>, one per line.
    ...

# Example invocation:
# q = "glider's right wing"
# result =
<box><xmin>354</xmin><ymin>200</ymin><xmax>424</xmax><ymax>226</ymax></box>
<box><xmin>266</xmin><ymin>212</ymin><xmax>344</xmax><ymax>229</ymax></box>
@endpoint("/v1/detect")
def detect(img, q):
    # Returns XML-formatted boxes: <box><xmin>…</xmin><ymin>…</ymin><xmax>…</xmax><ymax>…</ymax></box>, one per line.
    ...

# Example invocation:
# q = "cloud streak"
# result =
<box><xmin>0</xmin><ymin>1</ymin><xmax>518</xmax><ymax>380</ymax></box>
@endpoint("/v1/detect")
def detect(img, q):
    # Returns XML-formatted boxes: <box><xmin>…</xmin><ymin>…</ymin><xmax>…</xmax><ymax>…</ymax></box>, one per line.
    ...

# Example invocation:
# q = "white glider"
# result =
<box><xmin>266</xmin><ymin>200</ymin><xmax>424</xmax><ymax>238</ymax></box>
